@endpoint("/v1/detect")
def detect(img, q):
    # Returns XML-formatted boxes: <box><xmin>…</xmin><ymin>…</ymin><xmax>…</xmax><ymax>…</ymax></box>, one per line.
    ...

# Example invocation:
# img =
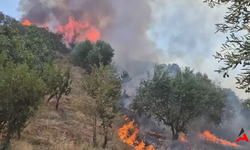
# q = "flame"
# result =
<box><xmin>21</xmin><ymin>15</ymin><xmax>100</xmax><ymax>44</ymax></box>
<box><xmin>119</xmin><ymin>120</ymin><xmax>242</xmax><ymax>149</ymax></box>
<box><xmin>199</xmin><ymin>131</ymin><xmax>241</xmax><ymax>148</ymax></box>
<box><xmin>22</xmin><ymin>19</ymin><xmax>31</xmax><ymax>26</ymax></box>
<box><xmin>118</xmin><ymin>117</ymin><xmax>154</xmax><ymax>150</ymax></box>
<box><xmin>57</xmin><ymin>15</ymin><xmax>100</xmax><ymax>43</ymax></box>
<box><xmin>179</xmin><ymin>135</ymin><xmax>188</xmax><ymax>142</ymax></box>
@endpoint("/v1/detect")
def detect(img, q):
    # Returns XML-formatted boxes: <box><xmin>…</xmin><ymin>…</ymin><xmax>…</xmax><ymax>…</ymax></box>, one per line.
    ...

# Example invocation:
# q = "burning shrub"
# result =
<box><xmin>131</xmin><ymin>64</ymin><xmax>228</xmax><ymax>141</ymax></box>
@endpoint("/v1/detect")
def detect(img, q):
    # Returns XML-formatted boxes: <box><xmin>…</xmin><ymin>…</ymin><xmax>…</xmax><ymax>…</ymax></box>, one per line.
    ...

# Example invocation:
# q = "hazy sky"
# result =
<box><xmin>0</xmin><ymin>0</ymin><xmax>20</xmax><ymax>19</ymax></box>
<box><xmin>0</xmin><ymin>0</ymin><xmax>248</xmax><ymax>99</ymax></box>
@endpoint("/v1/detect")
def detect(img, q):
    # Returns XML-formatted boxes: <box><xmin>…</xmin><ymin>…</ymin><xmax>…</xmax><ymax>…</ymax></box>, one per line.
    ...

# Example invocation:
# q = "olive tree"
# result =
<box><xmin>131</xmin><ymin>64</ymin><xmax>228</xmax><ymax>140</ymax></box>
<box><xmin>0</xmin><ymin>58</ymin><xmax>46</xmax><ymax>149</ymax></box>
<box><xmin>82</xmin><ymin>64</ymin><xmax>121</xmax><ymax>148</ymax></box>
<box><xmin>204</xmin><ymin>0</ymin><xmax>250</xmax><ymax>93</ymax></box>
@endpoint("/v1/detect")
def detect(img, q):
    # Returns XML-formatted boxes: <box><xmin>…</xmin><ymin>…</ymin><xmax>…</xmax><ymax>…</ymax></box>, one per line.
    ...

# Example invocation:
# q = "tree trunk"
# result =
<box><xmin>47</xmin><ymin>94</ymin><xmax>55</xmax><ymax>103</ymax></box>
<box><xmin>170</xmin><ymin>125</ymin><xmax>179</xmax><ymax>141</ymax></box>
<box><xmin>55</xmin><ymin>95</ymin><xmax>62</xmax><ymax>110</ymax></box>
<box><xmin>92</xmin><ymin>115</ymin><xmax>97</xmax><ymax>147</ymax></box>
<box><xmin>18</xmin><ymin>129</ymin><xmax>21</xmax><ymax>140</ymax></box>
<box><xmin>102</xmin><ymin>126</ymin><xmax>108</xmax><ymax>149</ymax></box>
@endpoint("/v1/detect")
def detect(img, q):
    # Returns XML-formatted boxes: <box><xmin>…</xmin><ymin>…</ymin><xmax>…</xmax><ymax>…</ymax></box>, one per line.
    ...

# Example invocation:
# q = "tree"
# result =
<box><xmin>92</xmin><ymin>40</ymin><xmax>114</xmax><ymax>66</ymax></box>
<box><xmin>42</xmin><ymin>65</ymin><xmax>72</xmax><ymax>109</ymax></box>
<box><xmin>71</xmin><ymin>39</ymin><xmax>93</xmax><ymax>69</ymax></box>
<box><xmin>204</xmin><ymin>0</ymin><xmax>250</xmax><ymax>92</ymax></box>
<box><xmin>71</xmin><ymin>39</ymin><xmax>114</xmax><ymax>73</ymax></box>
<box><xmin>0</xmin><ymin>59</ymin><xmax>46</xmax><ymax>149</ymax></box>
<box><xmin>0</xmin><ymin>26</ymin><xmax>31</xmax><ymax>65</ymax></box>
<box><xmin>82</xmin><ymin>64</ymin><xmax>122</xmax><ymax>148</ymax></box>
<box><xmin>131</xmin><ymin>64</ymin><xmax>227</xmax><ymax>140</ymax></box>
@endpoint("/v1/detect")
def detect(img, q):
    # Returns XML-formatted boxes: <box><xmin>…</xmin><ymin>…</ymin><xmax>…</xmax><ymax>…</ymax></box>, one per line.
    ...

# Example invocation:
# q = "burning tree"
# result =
<box><xmin>82</xmin><ymin>64</ymin><xmax>122</xmax><ymax>148</ymax></box>
<box><xmin>131</xmin><ymin>64</ymin><xmax>228</xmax><ymax>141</ymax></box>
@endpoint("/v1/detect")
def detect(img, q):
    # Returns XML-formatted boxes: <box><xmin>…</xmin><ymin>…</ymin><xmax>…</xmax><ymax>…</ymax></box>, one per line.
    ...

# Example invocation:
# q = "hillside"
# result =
<box><xmin>1</xmin><ymin>8</ymin><xmax>250</xmax><ymax>150</ymax></box>
<box><xmin>9</xmin><ymin>57</ymin><xmax>130</xmax><ymax>150</ymax></box>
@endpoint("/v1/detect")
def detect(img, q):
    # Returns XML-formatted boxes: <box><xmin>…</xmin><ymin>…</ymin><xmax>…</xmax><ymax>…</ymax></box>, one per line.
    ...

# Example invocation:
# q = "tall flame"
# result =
<box><xmin>21</xmin><ymin>16</ymin><xmax>100</xmax><ymax>43</ymax></box>
<box><xmin>22</xmin><ymin>19</ymin><xmax>31</xmax><ymax>26</ymax></box>
<box><xmin>118</xmin><ymin>117</ymin><xmax>154</xmax><ymax>150</ymax></box>
<box><xmin>57</xmin><ymin>15</ymin><xmax>100</xmax><ymax>43</ymax></box>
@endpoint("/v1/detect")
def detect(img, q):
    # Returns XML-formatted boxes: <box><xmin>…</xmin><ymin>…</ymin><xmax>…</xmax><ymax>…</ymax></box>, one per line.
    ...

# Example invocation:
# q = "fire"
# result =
<box><xmin>118</xmin><ymin>119</ymin><xmax>242</xmax><ymax>149</ymax></box>
<box><xmin>179</xmin><ymin>135</ymin><xmax>188</xmax><ymax>142</ymax></box>
<box><xmin>118</xmin><ymin>118</ymin><xmax>155</xmax><ymax>150</ymax></box>
<box><xmin>57</xmin><ymin>15</ymin><xmax>100</xmax><ymax>43</ymax></box>
<box><xmin>22</xmin><ymin>19</ymin><xmax>31</xmax><ymax>26</ymax></box>
<box><xmin>200</xmin><ymin>131</ymin><xmax>241</xmax><ymax>148</ymax></box>
<box><xmin>21</xmin><ymin>15</ymin><xmax>100</xmax><ymax>44</ymax></box>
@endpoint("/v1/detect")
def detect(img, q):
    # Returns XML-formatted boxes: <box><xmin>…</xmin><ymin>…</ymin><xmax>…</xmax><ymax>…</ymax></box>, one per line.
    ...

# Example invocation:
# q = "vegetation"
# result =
<box><xmin>0</xmin><ymin>60</ymin><xmax>46</xmax><ymax>149</ymax></box>
<box><xmin>131</xmin><ymin>65</ymin><xmax>228</xmax><ymax>140</ymax></box>
<box><xmin>82</xmin><ymin>65</ymin><xmax>122</xmax><ymax>148</ymax></box>
<box><xmin>204</xmin><ymin>0</ymin><xmax>250</xmax><ymax>93</ymax></box>
<box><xmin>43</xmin><ymin>65</ymin><xmax>72</xmax><ymax>109</ymax></box>
<box><xmin>0</xmin><ymin>4</ymin><xmax>249</xmax><ymax>149</ymax></box>
<box><xmin>71</xmin><ymin>39</ymin><xmax>114</xmax><ymax>73</ymax></box>
<box><xmin>0</xmin><ymin>12</ymin><xmax>72</xmax><ymax>149</ymax></box>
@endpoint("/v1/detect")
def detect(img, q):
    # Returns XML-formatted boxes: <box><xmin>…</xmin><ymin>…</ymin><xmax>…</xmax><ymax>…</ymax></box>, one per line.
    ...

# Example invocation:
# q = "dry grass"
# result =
<box><xmin>8</xmin><ymin>57</ymin><xmax>217</xmax><ymax>150</ymax></box>
<box><xmin>10</xmin><ymin>57</ymin><xmax>129</xmax><ymax>150</ymax></box>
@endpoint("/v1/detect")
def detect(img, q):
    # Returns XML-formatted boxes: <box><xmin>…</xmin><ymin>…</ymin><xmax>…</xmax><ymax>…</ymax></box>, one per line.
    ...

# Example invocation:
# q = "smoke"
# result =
<box><xmin>18</xmin><ymin>0</ymin><xmax>164</xmax><ymax>72</ymax></box>
<box><xmin>17</xmin><ymin>0</ymin><xmax>247</xmax><ymax>99</ymax></box>
<box><xmin>18</xmin><ymin>0</ymin><xmax>250</xmax><ymax>149</ymax></box>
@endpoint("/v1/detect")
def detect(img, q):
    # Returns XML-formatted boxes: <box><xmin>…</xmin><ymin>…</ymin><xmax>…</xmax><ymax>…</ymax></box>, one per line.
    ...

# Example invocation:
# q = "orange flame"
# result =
<box><xmin>22</xmin><ymin>19</ymin><xmax>31</xmax><ymax>26</ymax></box>
<box><xmin>199</xmin><ymin>131</ymin><xmax>241</xmax><ymax>148</ymax></box>
<box><xmin>21</xmin><ymin>16</ymin><xmax>100</xmax><ymax>43</ymax></box>
<box><xmin>118</xmin><ymin>118</ymin><xmax>154</xmax><ymax>150</ymax></box>
<box><xmin>179</xmin><ymin>135</ymin><xmax>188</xmax><ymax>142</ymax></box>
<box><xmin>57</xmin><ymin>15</ymin><xmax>100</xmax><ymax>43</ymax></box>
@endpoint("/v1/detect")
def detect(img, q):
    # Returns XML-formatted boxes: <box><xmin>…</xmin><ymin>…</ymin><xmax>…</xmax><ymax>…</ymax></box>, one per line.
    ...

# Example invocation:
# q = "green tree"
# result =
<box><xmin>71</xmin><ymin>39</ymin><xmax>114</xmax><ymax>73</ymax></box>
<box><xmin>0</xmin><ymin>59</ymin><xmax>46</xmax><ymax>149</ymax></box>
<box><xmin>0</xmin><ymin>12</ymin><xmax>26</xmax><ymax>35</ymax></box>
<box><xmin>204</xmin><ymin>0</ymin><xmax>250</xmax><ymax>92</ymax></box>
<box><xmin>0</xmin><ymin>26</ymin><xmax>31</xmax><ymax>65</ymax></box>
<box><xmin>42</xmin><ymin>65</ymin><xmax>72</xmax><ymax>109</ymax></box>
<box><xmin>82</xmin><ymin>64</ymin><xmax>121</xmax><ymax>148</ymax></box>
<box><xmin>131</xmin><ymin>64</ymin><xmax>227</xmax><ymax>140</ymax></box>
<box><xmin>71</xmin><ymin>39</ymin><xmax>93</xmax><ymax>68</ymax></box>
<box><xmin>92</xmin><ymin>40</ymin><xmax>114</xmax><ymax>67</ymax></box>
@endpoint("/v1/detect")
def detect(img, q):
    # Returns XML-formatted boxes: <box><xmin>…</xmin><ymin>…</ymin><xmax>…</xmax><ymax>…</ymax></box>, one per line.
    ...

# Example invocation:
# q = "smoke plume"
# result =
<box><xmin>18</xmin><ymin>0</ymin><xmax>164</xmax><ymax>71</ymax></box>
<box><xmin>18</xmin><ymin>0</ymin><xmax>250</xmax><ymax>149</ymax></box>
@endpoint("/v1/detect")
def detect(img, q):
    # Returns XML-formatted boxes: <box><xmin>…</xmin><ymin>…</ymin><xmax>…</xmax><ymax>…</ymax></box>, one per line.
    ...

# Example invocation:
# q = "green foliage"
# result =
<box><xmin>0</xmin><ymin>11</ymin><xmax>26</xmax><ymax>35</ymax></box>
<box><xmin>204</xmin><ymin>0</ymin><xmax>250</xmax><ymax>92</ymax></box>
<box><xmin>0</xmin><ymin>12</ymin><xmax>71</xmax><ymax>148</ymax></box>
<box><xmin>82</xmin><ymin>64</ymin><xmax>122</xmax><ymax>148</ymax></box>
<box><xmin>72</xmin><ymin>39</ymin><xmax>114</xmax><ymax>73</ymax></box>
<box><xmin>23</xmin><ymin>26</ymin><xmax>55</xmax><ymax>68</ymax></box>
<box><xmin>0</xmin><ymin>61</ymin><xmax>46</xmax><ymax>146</ymax></box>
<box><xmin>131</xmin><ymin>64</ymin><xmax>227</xmax><ymax>140</ymax></box>
<box><xmin>72</xmin><ymin>39</ymin><xmax>93</xmax><ymax>68</ymax></box>
<box><xmin>42</xmin><ymin>65</ymin><xmax>72</xmax><ymax>109</ymax></box>
<box><xmin>0</xmin><ymin>26</ymin><xmax>31</xmax><ymax>65</ymax></box>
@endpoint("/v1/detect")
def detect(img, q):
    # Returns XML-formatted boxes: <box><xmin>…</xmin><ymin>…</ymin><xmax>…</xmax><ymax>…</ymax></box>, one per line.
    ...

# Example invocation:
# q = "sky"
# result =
<box><xmin>0</xmin><ymin>0</ymin><xmax>20</xmax><ymax>19</ymax></box>
<box><xmin>0</xmin><ymin>0</ymin><xmax>248</xmax><ymax>99</ymax></box>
